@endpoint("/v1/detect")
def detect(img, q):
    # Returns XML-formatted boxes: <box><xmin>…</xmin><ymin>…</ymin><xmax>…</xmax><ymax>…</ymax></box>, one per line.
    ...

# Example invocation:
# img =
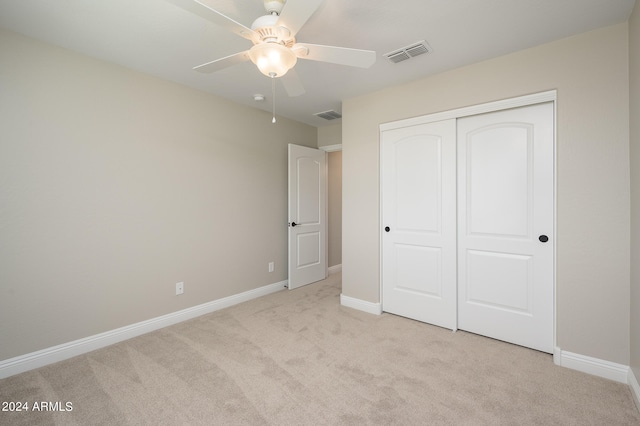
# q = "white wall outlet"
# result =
<box><xmin>176</xmin><ymin>282</ymin><xmax>184</xmax><ymax>295</ymax></box>
<box><xmin>268</xmin><ymin>262</ymin><xmax>275</xmax><ymax>273</ymax></box>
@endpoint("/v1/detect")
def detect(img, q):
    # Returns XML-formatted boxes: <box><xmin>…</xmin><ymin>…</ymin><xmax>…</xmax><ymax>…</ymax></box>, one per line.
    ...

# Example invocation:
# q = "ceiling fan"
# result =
<box><xmin>166</xmin><ymin>0</ymin><xmax>377</xmax><ymax>97</ymax></box>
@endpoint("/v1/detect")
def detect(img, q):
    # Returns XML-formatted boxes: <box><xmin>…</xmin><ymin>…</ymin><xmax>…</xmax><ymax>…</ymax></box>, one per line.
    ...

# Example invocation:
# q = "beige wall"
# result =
<box><xmin>342</xmin><ymin>24</ymin><xmax>631</xmax><ymax>364</ymax></box>
<box><xmin>318</xmin><ymin>123</ymin><xmax>342</xmax><ymax>148</ymax></box>
<box><xmin>0</xmin><ymin>29</ymin><xmax>317</xmax><ymax>361</ymax></box>
<box><xmin>327</xmin><ymin>151</ymin><xmax>342</xmax><ymax>268</ymax></box>
<box><xmin>630</xmin><ymin>0</ymin><xmax>640</xmax><ymax>379</ymax></box>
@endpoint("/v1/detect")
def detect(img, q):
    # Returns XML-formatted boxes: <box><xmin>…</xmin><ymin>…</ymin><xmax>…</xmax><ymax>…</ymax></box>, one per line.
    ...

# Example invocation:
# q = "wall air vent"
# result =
<box><xmin>384</xmin><ymin>40</ymin><xmax>432</xmax><ymax>64</ymax></box>
<box><xmin>314</xmin><ymin>110</ymin><xmax>342</xmax><ymax>121</ymax></box>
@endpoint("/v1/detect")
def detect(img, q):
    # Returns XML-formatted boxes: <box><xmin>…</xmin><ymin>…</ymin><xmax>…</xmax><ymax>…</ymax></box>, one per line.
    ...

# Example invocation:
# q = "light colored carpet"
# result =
<box><xmin>1</xmin><ymin>272</ymin><xmax>639</xmax><ymax>425</ymax></box>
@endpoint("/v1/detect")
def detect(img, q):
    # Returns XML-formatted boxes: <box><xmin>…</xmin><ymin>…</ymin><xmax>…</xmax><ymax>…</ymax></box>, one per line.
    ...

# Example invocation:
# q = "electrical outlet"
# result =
<box><xmin>176</xmin><ymin>282</ymin><xmax>184</xmax><ymax>295</ymax></box>
<box><xmin>268</xmin><ymin>262</ymin><xmax>275</xmax><ymax>273</ymax></box>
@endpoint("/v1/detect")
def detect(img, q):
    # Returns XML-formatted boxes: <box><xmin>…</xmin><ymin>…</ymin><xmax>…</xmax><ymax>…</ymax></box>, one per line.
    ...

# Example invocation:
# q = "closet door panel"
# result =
<box><xmin>457</xmin><ymin>102</ymin><xmax>554</xmax><ymax>353</ymax></box>
<box><xmin>381</xmin><ymin>119</ymin><xmax>457</xmax><ymax>330</ymax></box>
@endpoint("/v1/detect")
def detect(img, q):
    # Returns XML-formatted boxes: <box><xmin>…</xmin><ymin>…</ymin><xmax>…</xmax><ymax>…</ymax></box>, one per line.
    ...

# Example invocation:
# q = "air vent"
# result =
<box><xmin>384</xmin><ymin>40</ymin><xmax>432</xmax><ymax>64</ymax></box>
<box><xmin>314</xmin><ymin>110</ymin><xmax>342</xmax><ymax>121</ymax></box>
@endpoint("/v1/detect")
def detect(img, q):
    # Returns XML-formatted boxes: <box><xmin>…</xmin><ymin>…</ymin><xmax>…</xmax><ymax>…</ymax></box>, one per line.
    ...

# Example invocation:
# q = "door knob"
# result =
<box><xmin>385</xmin><ymin>226</ymin><xmax>390</xmax><ymax>232</ymax></box>
<box><xmin>291</xmin><ymin>222</ymin><xmax>298</xmax><ymax>227</ymax></box>
<box><xmin>539</xmin><ymin>235</ymin><xmax>549</xmax><ymax>243</ymax></box>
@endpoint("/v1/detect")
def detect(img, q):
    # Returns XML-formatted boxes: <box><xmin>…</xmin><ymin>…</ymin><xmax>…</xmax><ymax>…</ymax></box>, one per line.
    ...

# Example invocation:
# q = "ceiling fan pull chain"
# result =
<box><xmin>271</xmin><ymin>72</ymin><xmax>277</xmax><ymax>124</ymax></box>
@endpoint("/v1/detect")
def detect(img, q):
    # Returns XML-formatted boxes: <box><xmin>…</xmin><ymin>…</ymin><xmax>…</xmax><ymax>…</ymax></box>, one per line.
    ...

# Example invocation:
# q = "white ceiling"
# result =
<box><xmin>0</xmin><ymin>0</ymin><xmax>635</xmax><ymax>127</ymax></box>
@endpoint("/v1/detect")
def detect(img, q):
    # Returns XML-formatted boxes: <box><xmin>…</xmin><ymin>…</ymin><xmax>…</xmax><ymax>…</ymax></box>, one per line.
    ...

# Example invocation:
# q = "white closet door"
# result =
<box><xmin>457</xmin><ymin>102</ymin><xmax>554</xmax><ymax>353</ymax></box>
<box><xmin>381</xmin><ymin>119</ymin><xmax>457</xmax><ymax>330</ymax></box>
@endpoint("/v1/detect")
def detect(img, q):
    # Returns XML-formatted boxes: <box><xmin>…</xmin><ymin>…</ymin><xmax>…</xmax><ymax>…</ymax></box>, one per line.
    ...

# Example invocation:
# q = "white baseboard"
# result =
<box><xmin>554</xmin><ymin>347</ymin><xmax>629</xmax><ymax>383</ymax></box>
<box><xmin>328</xmin><ymin>264</ymin><xmax>342</xmax><ymax>274</ymax></box>
<box><xmin>0</xmin><ymin>280</ymin><xmax>288</xmax><ymax>379</ymax></box>
<box><xmin>629</xmin><ymin>368</ymin><xmax>640</xmax><ymax>412</ymax></box>
<box><xmin>340</xmin><ymin>294</ymin><xmax>382</xmax><ymax>315</ymax></box>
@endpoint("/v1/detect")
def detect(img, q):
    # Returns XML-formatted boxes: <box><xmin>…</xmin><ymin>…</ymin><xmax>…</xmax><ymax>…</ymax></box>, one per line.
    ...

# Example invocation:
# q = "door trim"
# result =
<box><xmin>380</xmin><ymin>91</ymin><xmax>557</xmax><ymax>131</ymax></box>
<box><xmin>319</xmin><ymin>144</ymin><xmax>342</xmax><ymax>152</ymax></box>
<box><xmin>379</xmin><ymin>90</ymin><xmax>557</xmax><ymax>349</ymax></box>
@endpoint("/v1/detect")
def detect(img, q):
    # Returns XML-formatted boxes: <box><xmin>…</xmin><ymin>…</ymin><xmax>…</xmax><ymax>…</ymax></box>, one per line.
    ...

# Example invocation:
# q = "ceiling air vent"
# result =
<box><xmin>384</xmin><ymin>40</ymin><xmax>432</xmax><ymax>64</ymax></box>
<box><xmin>314</xmin><ymin>110</ymin><xmax>342</xmax><ymax>121</ymax></box>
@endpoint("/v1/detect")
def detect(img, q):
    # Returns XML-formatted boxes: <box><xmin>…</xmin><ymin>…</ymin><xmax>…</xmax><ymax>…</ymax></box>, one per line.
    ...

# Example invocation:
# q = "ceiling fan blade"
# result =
<box><xmin>276</xmin><ymin>0</ymin><xmax>324</xmax><ymax>37</ymax></box>
<box><xmin>281</xmin><ymin>69</ymin><xmax>306</xmax><ymax>97</ymax></box>
<box><xmin>193</xmin><ymin>51</ymin><xmax>250</xmax><ymax>73</ymax></box>
<box><xmin>294</xmin><ymin>43</ymin><xmax>377</xmax><ymax>68</ymax></box>
<box><xmin>165</xmin><ymin>0</ymin><xmax>258</xmax><ymax>41</ymax></box>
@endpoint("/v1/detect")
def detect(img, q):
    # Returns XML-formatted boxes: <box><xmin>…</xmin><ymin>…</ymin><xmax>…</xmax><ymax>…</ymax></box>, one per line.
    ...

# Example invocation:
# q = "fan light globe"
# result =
<box><xmin>249</xmin><ymin>43</ymin><xmax>297</xmax><ymax>78</ymax></box>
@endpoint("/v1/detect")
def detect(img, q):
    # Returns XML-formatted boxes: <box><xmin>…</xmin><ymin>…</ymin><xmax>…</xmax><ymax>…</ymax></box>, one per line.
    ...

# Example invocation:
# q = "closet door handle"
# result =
<box><xmin>539</xmin><ymin>235</ymin><xmax>549</xmax><ymax>243</ymax></box>
<box><xmin>385</xmin><ymin>226</ymin><xmax>391</xmax><ymax>232</ymax></box>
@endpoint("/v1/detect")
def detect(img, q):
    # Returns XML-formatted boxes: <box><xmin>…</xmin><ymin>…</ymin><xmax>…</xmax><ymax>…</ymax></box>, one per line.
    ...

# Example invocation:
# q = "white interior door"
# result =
<box><xmin>457</xmin><ymin>102</ymin><xmax>554</xmax><ymax>353</ymax></box>
<box><xmin>381</xmin><ymin>119</ymin><xmax>457</xmax><ymax>330</ymax></box>
<box><xmin>288</xmin><ymin>144</ymin><xmax>327</xmax><ymax>289</ymax></box>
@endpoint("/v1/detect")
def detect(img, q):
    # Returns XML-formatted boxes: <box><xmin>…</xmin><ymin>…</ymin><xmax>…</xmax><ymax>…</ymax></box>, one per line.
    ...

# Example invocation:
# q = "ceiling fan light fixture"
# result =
<box><xmin>249</xmin><ymin>42</ymin><xmax>297</xmax><ymax>77</ymax></box>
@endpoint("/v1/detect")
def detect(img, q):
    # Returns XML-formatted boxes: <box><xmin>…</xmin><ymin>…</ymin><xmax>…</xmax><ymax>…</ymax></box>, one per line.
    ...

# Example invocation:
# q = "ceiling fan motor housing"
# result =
<box><xmin>251</xmin><ymin>14</ymin><xmax>294</xmax><ymax>46</ymax></box>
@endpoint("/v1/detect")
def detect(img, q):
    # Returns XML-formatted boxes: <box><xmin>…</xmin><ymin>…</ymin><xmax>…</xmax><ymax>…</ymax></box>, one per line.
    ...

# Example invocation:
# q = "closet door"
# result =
<box><xmin>457</xmin><ymin>102</ymin><xmax>554</xmax><ymax>353</ymax></box>
<box><xmin>381</xmin><ymin>119</ymin><xmax>457</xmax><ymax>330</ymax></box>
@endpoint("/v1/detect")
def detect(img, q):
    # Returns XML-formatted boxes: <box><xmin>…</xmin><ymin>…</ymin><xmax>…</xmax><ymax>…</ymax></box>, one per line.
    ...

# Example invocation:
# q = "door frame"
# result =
<box><xmin>379</xmin><ymin>90</ymin><xmax>557</xmax><ymax>348</ymax></box>
<box><xmin>319</xmin><ymin>144</ymin><xmax>343</xmax><ymax>276</ymax></box>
